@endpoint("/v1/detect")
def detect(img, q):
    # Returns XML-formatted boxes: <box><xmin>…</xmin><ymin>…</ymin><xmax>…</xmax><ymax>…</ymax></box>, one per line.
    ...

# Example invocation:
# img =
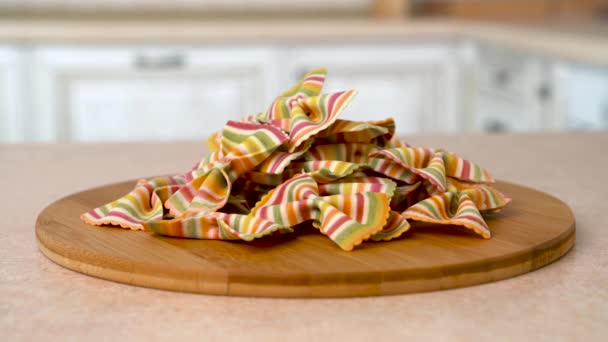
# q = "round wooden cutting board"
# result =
<box><xmin>36</xmin><ymin>180</ymin><xmax>575</xmax><ymax>298</ymax></box>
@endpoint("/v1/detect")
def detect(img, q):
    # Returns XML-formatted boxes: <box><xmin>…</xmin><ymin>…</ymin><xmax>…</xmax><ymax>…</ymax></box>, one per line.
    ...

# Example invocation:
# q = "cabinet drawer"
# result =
<box><xmin>477</xmin><ymin>47</ymin><xmax>530</xmax><ymax>100</ymax></box>
<box><xmin>478</xmin><ymin>62</ymin><xmax>528</xmax><ymax>100</ymax></box>
<box><xmin>68</xmin><ymin>74</ymin><xmax>264</xmax><ymax>141</ymax></box>
<box><xmin>474</xmin><ymin>89</ymin><xmax>536</xmax><ymax>132</ymax></box>
<box><xmin>31</xmin><ymin>46</ymin><xmax>281</xmax><ymax>142</ymax></box>
<box><xmin>285</xmin><ymin>44</ymin><xmax>461</xmax><ymax>134</ymax></box>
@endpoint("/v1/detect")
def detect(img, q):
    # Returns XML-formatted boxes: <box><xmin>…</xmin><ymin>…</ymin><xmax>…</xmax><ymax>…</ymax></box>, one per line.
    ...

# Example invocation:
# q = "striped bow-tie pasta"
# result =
<box><xmin>385</xmin><ymin>139</ymin><xmax>410</xmax><ymax>148</ymax></box>
<box><xmin>366</xmin><ymin>156</ymin><xmax>418</xmax><ymax>184</ymax></box>
<box><xmin>304</xmin><ymin>143</ymin><xmax>380</xmax><ymax>164</ymax></box>
<box><xmin>206</xmin><ymin>131</ymin><xmax>221</xmax><ymax>153</ymax></box>
<box><xmin>212</xmin><ymin>69</ymin><xmax>358</xmax><ymax>154</ymax></box>
<box><xmin>81</xmin><ymin>175</ymin><xmax>186</xmax><ymax>230</ymax></box>
<box><xmin>315</xmin><ymin>118</ymin><xmax>396</xmax><ymax>146</ymax></box>
<box><xmin>402</xmin><ymin>179</ymin><xmax>510</xmax><ymax>239</ymax></box>
<box><xmin>440</xmin><ymin>150</ymin><xmax>495</xmax><ymax>183</ymax></box>
<box><xmin>394</xmin><ymin>183</ymin><xmax>435</xmax><ymax>212</ymax></box>
<box><xmin>389</xmin><ymin>182</ymin><xmax>422</xmax><ymax>208</ymax></box>
<box><xmin>370</xmin><ymin>147</ymin><xmax>495</xmax><ymax>193</ymax></box>
<box><xmin>245</xmin><ymin>160</ymin><xmax>363</xmax><ymax>186</ymax></box>
<box><xmin>370</xmin><ymin>211</ymin><xmax>411</xmax><ymax>242</ymax></box>
<box><xmin>446</xmin><ymin>178</ymin><xmax>511</xmax><ymax>212</ymax></box>
<box><xmin>316</xmin><ymin>175</ymin><xmax>412</xmax><ymax>242</ymax></box>
<box><xmin>254</xmin><ymin>139</ymin><xmax>313</xmax><ymax>175</ymax></box>
<box><xmin>403</xmin><ymin>191</ymin><xmax>492</xmax><ymax>238</ymax></box>
<box><xmin>250</xmin><ymin>173</ymin><xmax>391</xmax><ymax>251</ymax></box>
<box><xmin>221</xmin><ymin>194</ymin><xmax>252</xmax><ymax>215</ymax></box>
<box><xmin>317</xmin><ymin>176</ymin><xmax>397</xmax><ymax>198</ymax></box>
<box><xmin>286</xmin><ymin>160</ymin><xmax>363</xmax><ymax>183</ymax></box>
<box><xmin>204</xmin><ymin>68</ymin><xmax>327</xmax><ymax>152</ymax></box>
<box><xmin>143</xmin><ymin>212</ymin><xmax>293</xmax><ymax>241</ymax></box>
<box><xmin>263</xmin><ymin>67</ymin><xmax>327</xmax><ymax>121</ymax></box>
<box><xmin>276</xmin><ymin>90</ymin><xmax>359</xmax><ymax>153</ymax></box>
<box><xmin>370</xmin><ymin>147</ymin><xmax>448</xmax><ymax>192</ymax></box>
<box><xmin>274</xmin><ymin>68</ymin><xmax>328</xmax><ymax>105</ymax></box>
<box><xmin>164</xmin><ymin>121</ymin><xmax>288</xmax><ymax>217</ymax></box>
<box><xmin>260</xmin><ymin>69</ymin><xmax>359</xmax><ymax>153</ymax></box>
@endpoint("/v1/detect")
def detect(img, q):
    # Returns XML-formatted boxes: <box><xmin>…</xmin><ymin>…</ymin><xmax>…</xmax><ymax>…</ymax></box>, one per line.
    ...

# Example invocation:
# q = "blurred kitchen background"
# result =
<box><xmin>0</xmin><ymin>0</ymin><xmax>607</xmax><ymax>143</ymax></box>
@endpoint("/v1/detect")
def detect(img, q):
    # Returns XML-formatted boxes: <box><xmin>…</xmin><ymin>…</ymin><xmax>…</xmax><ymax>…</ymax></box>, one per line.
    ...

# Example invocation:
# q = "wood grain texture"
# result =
<box><xmin>36</xmin><ymin>179</ymin><xmax>575</xmax><ymax>298</ymax></box>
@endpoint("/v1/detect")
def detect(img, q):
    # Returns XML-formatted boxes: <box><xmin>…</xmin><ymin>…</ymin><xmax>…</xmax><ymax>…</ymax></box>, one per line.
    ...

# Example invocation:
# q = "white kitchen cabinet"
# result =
<box><xmin>553</xmin><ymin>63</ymin><xmax>608</xmax><ymax>130</ymax></box>
<box><xmin>472</xmin><ymin>45</ymin><xmax>552</xmax><ymax>133</ymax></box>
<box><xmin>30</xmin><ymin>46</ymin><xmax>281</xmax><ymax>142</ymax></box>
<box><xmin>284</xmin><ymin>43</ymin><xmax>465</xmax><ymax>135</ymax></box>
<box><xmin>7</xmin><ymin>40</ymin><xmax>604</xmax><ymax>143</ymax></box>
<box><xmin>0</xmin><ymin>46</ymin><xmax>24</xmax><ymax>143</ymax></box>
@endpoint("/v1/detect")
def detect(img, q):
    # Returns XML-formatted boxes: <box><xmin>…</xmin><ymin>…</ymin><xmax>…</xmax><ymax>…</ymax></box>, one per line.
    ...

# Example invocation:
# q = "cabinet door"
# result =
<box><xmin>474</xmin><ymin>91</ymin><xmax>531</xmax><ymax>132</ymax></box>
<box><xmin>553</xmin><ymin>63</ymin><xmax>608</xmax><ymax>130</ymax></box>
<box><xmin>0</xmin><ymin>46</ymin><xmax>24</xmax><ymax>143</ymax></box>
<box><xmin>31</xmin><ymin>46</ymin><xmax>280</xmax><ymax>142</ymax></box>
<box><xmin>472</xmin><ymin>45</ymin><xmax>549</xmax><ymax>132</ymax></box>
<box><xmin>285</xmin><ymin>44</ymin><xmax>462</xmax><ymax>135</ymax></box>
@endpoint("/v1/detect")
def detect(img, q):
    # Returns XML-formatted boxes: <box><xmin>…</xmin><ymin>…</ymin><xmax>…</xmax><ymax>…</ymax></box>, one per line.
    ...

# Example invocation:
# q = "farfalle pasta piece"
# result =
<box><xmin>318</xmin><ymin>176</ymin><xmax>396</xmax><ymax>197</ymax></box>
<box><xmin>285</xmin><ymin>90</ymin><xmax>358</xmax><ymax>152</ymax></box>
<box><xmin>366</xmin><ymin>156</ymin><xmax>418</xmax><ymax>184</ymax></box>
<box><xmin>287</xmin><ymin>160</ymin><xmax>362</xmax><ymax>183</ymax></box>
<box><xmin>315</xmin><ymin>118</ymin><xmax>396</xmax><ymax>145</ymax></box>
<box><xmin>143</xmin><ymin>213</ymin><xmax>293</xmax><ymax>241</ymax></box>
<box><xmin>205</xmin><ymin>68</ymin><xmax>327</xmax><ymax>147</ymax></box>
<box><xmin>370</xmin><ymin>146</ymin><xmax>495</xmax><ymax>192</ymax></box>
<box><xmin>369</xmin><ymin>211</ymin><xmax>411</xmax><ymax>242</ymax></box>
<box><xmin>318</xmin><ymin>176</ymin><xmax>412</xmax><ymax>242</ymax></box>
<box><xmin>441</xmin><ymin>151</ymin><xmax>495</xmax><ymax>183</ymax></box>
<box><xmin>251</xmin><ymin>174</ymin><xmax>390</xmax><ymax>251</ymax></box>
<box><xmin>401</xmin><ymin>178</ymin><xmax>507</xmax><ymax>238</ymax></box>
<box><xmin>273</xmin><ymin>67</ymin><xmax>327</xmax><ymax>105</ymax></box>
<box><xmin>254</xmin><ymin>139</ymin><xmax>313</xmax><ymax>175</ymax></box>
<box><xmin>261</xmin><ymin>68</ymin><xmax>358</xmax><ymax>152</ymax></box>
<box><xmin>207</xmin><ymin>131</ymin><xmax>221</xmax><ymax>153</ymax></box>
<box><xmin>220</xmin><ymin>194</ymin><xmax>251</xmax><ymax>215</ymax></box>
<box><xmin>304</xmin><ymin>143</ymin><xmax>380</xmax><ymax>164</ymax></box>
<box><xmin>403</xmin><ymin>191</ymin><xmax>491</xmax><ymax>239</ymax></box>
<box><xmin>446</xmin><ymin>178</ymin><xmax>511</xmax><ymax>212</ymax></box>
<box><xmin>390</xmin><ymin>182</ymin><xmax>422</xmax><ymax>208</ymax></box>
<box><xmin>264</xmin><ymin>67</ymin><xmax>326</xmax><ymax>121</ymax></box>
<box><xmin>164</xmin><ymin>120</ymin><xmax>288</xmax><ymax>217</ymax></box>
<box><xmin>385</xmin><ymin>138</ymin><xmax>409</xmax><ymax>148</ymax></box>
<box><xmin>370</xmin><ymin>147</ymin><xmax>448</xmax><ymax>191</ymax></box>
<box><xmin>246</xmin><ymin>160</ymin><xmax>363</xmax><ymax>186</ymax></box>
<box><xmin>81</xmin><ymin>175</ymin><xmax>186</xmax><ymax>230</ymax></box>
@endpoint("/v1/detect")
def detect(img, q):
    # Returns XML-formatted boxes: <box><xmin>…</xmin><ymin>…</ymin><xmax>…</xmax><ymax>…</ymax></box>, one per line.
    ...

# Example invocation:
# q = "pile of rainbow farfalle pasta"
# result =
<box><xmin>82</xmin><ymin>68</ymin><xmax>511</xmax><ymax>251</ymax></box>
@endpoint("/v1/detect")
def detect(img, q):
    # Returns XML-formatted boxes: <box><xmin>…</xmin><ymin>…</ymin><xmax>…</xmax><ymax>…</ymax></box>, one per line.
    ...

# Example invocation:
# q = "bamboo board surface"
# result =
<box><xmin>36</xmin><ymin>179</ymin><xmax>575</xmax><ymax>298</ymax></box>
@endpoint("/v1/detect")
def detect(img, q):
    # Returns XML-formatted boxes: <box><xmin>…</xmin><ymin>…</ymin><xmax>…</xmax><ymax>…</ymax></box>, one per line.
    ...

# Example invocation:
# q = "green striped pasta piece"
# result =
<box><xmin>403</xmin><ymin>192</ymin><xmax>491</xmax><ymax>239</ymax></box>
<box><xmin>369</xmin><ymin>211</ymin><xmax>411</xmax><ymax>242</ymax></box>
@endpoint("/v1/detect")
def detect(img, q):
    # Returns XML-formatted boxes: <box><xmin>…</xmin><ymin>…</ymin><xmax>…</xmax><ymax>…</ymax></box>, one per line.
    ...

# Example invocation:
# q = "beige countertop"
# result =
<box><xmin>1</xmin><ymin>131</ymin><xmax>607</xmax><ymax>341</ymax></box>
<box><xmin>0</xmin><ymin>19</ymin><xmax>607</xmax><ymax>66</ymax></box>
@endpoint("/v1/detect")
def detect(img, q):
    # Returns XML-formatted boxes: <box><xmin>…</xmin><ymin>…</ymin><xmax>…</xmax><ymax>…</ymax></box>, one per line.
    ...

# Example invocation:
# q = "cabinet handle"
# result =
<box><xmin>484</xmin><ymin>119</ymin><xmax>508</xmax><ymax>133</ymax></box>
<box><xmin>537</xmin><ymin>84</ymin><xmax>552</xmax><ymax>102</ymax></box>
<box><xmin>493</xmin><ymin>69</ymin><xmax>512</xmax><ymax>87</ymax></box>
<box><xmin>134</xmin><ymin>52</ymin><xmax>185</xmax><ymax>70</ymax></box>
